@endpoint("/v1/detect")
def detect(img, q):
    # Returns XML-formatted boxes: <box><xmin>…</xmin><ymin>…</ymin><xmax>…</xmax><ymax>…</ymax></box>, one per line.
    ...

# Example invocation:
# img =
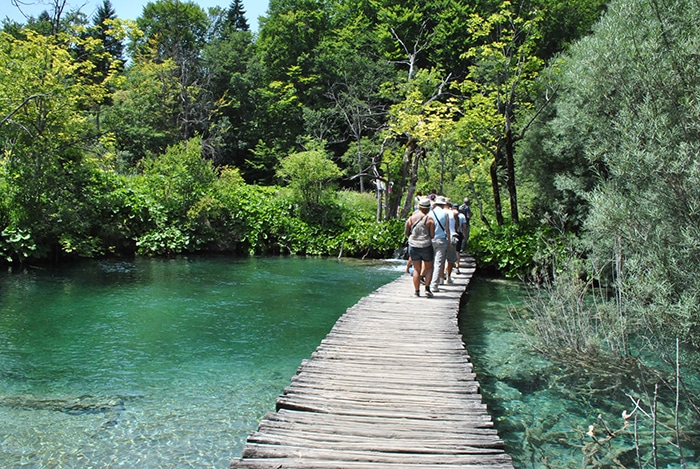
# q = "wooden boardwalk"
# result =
<box><xmin>231</xmin><ymin>256</ymin><xmax>513</xmax><ymax>468</ymax></box>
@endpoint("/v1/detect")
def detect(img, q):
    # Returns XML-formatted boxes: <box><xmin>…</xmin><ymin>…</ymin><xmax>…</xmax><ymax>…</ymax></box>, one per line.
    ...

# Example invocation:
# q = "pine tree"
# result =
<box><xmin>226</xmin><ymin>0</ymin><xmax>250</xmax><ymax>31</ymax></box>
<box><xmin>91</xmin><ymin>0</ymin><xmax>124</xmax><ymax>76</ymax></box>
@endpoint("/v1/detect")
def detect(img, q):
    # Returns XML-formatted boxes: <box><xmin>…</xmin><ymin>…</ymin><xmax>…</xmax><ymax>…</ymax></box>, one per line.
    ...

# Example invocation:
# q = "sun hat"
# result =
<box><xmin>418</xmin><ymin>197</ymin><xmax>431</xmax><ymax>208</ymax></box>
<box><xmin>434</xmin><ymin>196</ymin><xmax>447</xmax><ymax>205</ymax></box>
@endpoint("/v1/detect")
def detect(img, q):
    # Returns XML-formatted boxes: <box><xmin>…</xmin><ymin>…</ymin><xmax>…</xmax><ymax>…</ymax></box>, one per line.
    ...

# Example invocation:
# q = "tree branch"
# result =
<box><xmin>0</xmin><ymin>94</ymin><xmax>48</xmax><ymax>129</ymax></box>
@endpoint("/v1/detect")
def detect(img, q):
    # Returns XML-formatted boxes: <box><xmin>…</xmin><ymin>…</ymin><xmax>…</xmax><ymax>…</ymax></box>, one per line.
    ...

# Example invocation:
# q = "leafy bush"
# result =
<box><xmin>340</xmin><ymin>218</ymin><xmax>405</xmax><ymax>258</ymax></box>
<box><xmin>276</xmin><ymin>144</ymin><xmax>342</xmax><ymax>226</ymax></box>
<box><xmin>470</xmin><ymin>221</ymin><xmax>546</xmax><ymax>278</ymax></box>
<box><xmin>132</xmin><ymin>137</ymin><xmax>218</xmax><ymax>256</ymax></box>
<box><xmin>0</xmin><ymin>131</ymin><xmax>403</xmax><ymax>263</ymax></box>
<box><xmin>0</xmin><ymin>227</ymin><xmax>37</xmax><ymax>263</ymax></box>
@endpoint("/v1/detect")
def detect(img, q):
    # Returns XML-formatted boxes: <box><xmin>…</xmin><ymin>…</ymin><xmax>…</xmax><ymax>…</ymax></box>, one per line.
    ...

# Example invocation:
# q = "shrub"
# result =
<box><xmin>470</xmin><ymin>221</ymin><xmax>545</xmax><ymax>278</ymax></box>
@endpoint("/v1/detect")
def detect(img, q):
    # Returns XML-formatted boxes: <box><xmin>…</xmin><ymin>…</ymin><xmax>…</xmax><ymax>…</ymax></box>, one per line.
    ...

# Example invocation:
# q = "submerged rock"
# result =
<box><xmin>0</xmin><ymin>394</ymin><xmax>126</xmax><ymax>415</ymax></box>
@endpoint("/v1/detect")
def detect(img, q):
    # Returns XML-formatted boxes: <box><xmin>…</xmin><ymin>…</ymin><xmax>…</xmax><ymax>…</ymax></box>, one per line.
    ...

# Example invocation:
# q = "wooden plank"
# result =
<box><xmin>235</xmin><ymin>459</ymin><xmax>510</xmax><ymax>469</ymax></box>
<box><xmin>245</xmin><ymin>433</ymin><xmax>505</xmax><ymax>453</ymax></box>
<box><xmin>275</xmin><ymin>397</ymin><xmax>488</xmax><ymax>418</ymax></box>
<box><xmin>269</xmin><ymin>408</ymin><xmax>498</xmax><ymax>428</ymax></box>
<box><xmin>289</xmin><ymin>369</ymin><xmax>478</xmax><ymax>386</ymax></box>
<box><xmin>231</xmin><ymin>255</ymin><xmax>513</xmax><ymax>469</ymax></box>
<box><xmin>252</xmin><ymin>418</ymin><xmax>503</xmax><ymax>440</ymax></box>
<box><xmin>286</xmin><ymin>378</ymin><xmax>481</xmax><ymax>395</ymax></box>
<box><xmin>239</xmin><ymin>443</ymin><xmax>513</xmax><ymax>465</ymax></box>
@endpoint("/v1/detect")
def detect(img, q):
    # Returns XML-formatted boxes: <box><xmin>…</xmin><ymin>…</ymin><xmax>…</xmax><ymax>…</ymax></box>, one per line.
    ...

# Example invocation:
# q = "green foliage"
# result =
<box><xmin>133</xmin><ymin>0</ymin><xmax>208</xmax><ymax>63</ymax></box>
<box><xmin>0</xmin><ymin>28</ymin><xmax>124</xmax><ymax>260</ymax></box>
<box><xmin>340</xmin><ymin>218</ymin><xmax>405</xmax><ymax>259</ymax></box>
<box><xmin>336</xmin><ymin>191</ymin><xmax>379</xmax><ymax>223</ymax></box>
<box><xmin>470</xmin><ymin>221</ymin><xmax>545</xmax><ymax>278</ymax></box>
<box><xmin>516</xmin><ymin>98</ymin><xmax>596</xmax><ymax>233</ymax></box>
<box><xmin>135</xmin><ymin>226</ymin><xmax>194</xmax><ymax>256</ymax></box>
<box><xmin>532</xmin><ymin>0</ymin><xmax>607</xmax><ymax>60</ymax></box>
<box><xmin>276</xmin><ymin>142</ymin><xmax>342</xmax><ymax>224</ymax></box>
<box><xmin>0</xmin><ymin>227</ymin><xmax>36</xmax><ymax>263</ymax></box>
<box><xmin>133</xmin><ymin>137</ymin><xmax>216</xmax><ymax>255</ymax></box>
<box><xmin>0</xmin><ymin>0</ymin><xmax>607</xmax><ymax>268</ymax></box>
<box><xmin>102</xmin><ymin>59</ymin><xmax>181</xmax><ymax>163</ymax></box>
<box><xmin>512</xmin><ymin>6</ymin><xmax>700</xmax><ymax>464</ymax></box>
<box><xmin>536</xmin><ymin>0</ymin><xmax>700</xmax><ymax>347</ymax></box>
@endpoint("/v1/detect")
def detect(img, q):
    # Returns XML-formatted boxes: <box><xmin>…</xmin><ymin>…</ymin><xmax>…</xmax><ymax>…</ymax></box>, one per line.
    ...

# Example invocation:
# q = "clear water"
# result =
<box><xmin>0</xmin><ymin>256</ymin><xmax>402</xmax><ymax>468</ymax></box>
<box><xmin>5</xmin><ymin>259</ymin><xmax>698</xmax><ymax>469</ymax></box>
<box><xmin>461</xmin><ymin>277</ymin><xmax>700</xmax><ymax>469</ymax></box>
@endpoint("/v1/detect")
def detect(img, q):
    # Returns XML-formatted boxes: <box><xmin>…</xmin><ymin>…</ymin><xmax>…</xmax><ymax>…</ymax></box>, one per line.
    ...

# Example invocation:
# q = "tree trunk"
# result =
<box><xmin>376</xmin><ymin>186</ymin><xmax>383</xmax><ymax>221</ymax></box>
<box><xmin>387</xmin><ymin>138</ymin><xmax>418</xmax><ymax>220</ymax></box>
<box><xmin>504</xmin><ymin>117</ymin><xmax>519</xmax><ymax>223</ymax></box>
<box><xmin>400</xmin><ymin>146</ymin><xmax>422</xmax><ymax>218</ymax></box>
<box><xmin>357</xmin><ymin>142</ymin><xmax>364</xmax><ymax>193</ymax></box>
<box><xmin>490</xmin><ymin>157</ymin><xmax>504</xmax><ymax>226</ymax></box>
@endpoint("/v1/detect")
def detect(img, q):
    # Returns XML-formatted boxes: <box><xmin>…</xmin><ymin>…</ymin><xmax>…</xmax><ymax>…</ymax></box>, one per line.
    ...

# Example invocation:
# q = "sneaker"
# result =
<box><xmin>447</xmin><ymin>278</ymin><xmax>454</xmax><ymax>284</ymax></box>
<box><xmin>432</xmin><ymin>286</ymin><xmax>440</xmax><ymax>292</ymax></box>
<box><xmin>456</xmin><ymin>268</ymin><xmax>461</xmax><ymax>274</ymax></box>
<box><xmin>414</xmin><ymin>290</ymin><xmax>420</xmax><ymax>297</ymax></box>
<box><xmin>424</xmin><ymin>290</ymin><xmax>434</xmax><ymax>298</ymax></box>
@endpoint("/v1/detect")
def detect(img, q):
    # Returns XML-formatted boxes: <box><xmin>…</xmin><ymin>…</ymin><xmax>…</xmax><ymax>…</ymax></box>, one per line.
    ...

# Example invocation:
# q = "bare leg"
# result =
<box><xmin>422</xmin><ymin>261</ymin><xmax>434</xmax><ymax>292</ymax></box>
<box><xmin>412</xmin><ymin>260</ymin><xmax>423</xmax><ymax>294</ymax></box>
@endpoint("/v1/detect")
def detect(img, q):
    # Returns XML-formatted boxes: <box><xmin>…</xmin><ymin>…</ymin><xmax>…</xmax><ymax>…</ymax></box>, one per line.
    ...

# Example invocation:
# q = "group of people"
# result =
<box><xmin>404</xmin><ymin>193</ymin><xmax>472</xmax><ymax>297</ymax></box>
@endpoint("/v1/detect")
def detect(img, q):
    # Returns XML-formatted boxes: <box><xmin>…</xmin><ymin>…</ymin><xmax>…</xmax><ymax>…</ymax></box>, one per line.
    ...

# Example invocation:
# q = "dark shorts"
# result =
<box><xmin>408</xmin><ymin>245</ymin><xmax>434</xmax><ymax>263</ymax></box>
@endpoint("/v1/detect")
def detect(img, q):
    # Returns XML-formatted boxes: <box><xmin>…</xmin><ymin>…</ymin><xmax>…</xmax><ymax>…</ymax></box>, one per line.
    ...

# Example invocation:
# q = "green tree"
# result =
<box><xmin>102</xmin><ymin>59</ymin><xmax>181</xmax><ymax>164</ymax></box>
<box><xmin>87</xmin><ymin>0</ymin><xmax>124</xmax><ymax>78</ymax></box>
<box><xmin>461</xmin><ymin>1</ymin><xmax>545</xmax><ymax>225</ymax></box>
<box><xmin>203</xmin><ymin>3</ymin><xmax>255</xmax><ymax>167</ymax></box>
<box><xmin>531</xmin><ymin>0</ymin><xmax>607</xmax><ymax>60</ymax></box>
<box><xmin>0</xmin><ymin>29</ymin><xmax>116</xmax><ymax>259</ymax></box>
<box><xmin>133</xmin><ymin>0</ymin><xmax>223</xmax><ymax>144</ymax></box>
<box><xmin>226</xmin><ymin>0</ymin><xmax>250</xmax><ymax>31</ymax></box>
<box><xmin>312</xmin><ymin>12</ymin><xmax>395</xmax><ymax>194</ymax></box>
<box><xmin>133</xmin><ymin>0</ymin><xmax>208</xmax><ymax>64</ymax></box>
<box><xmin>246</xmin><ymin>0</ymin><xmax>332</xmax><ymax>180</ymax></box>
<box><xmin>276</xmin><ymin>141</ymin><xmax>342</xmax><ymax>222</ymax></box>
<box><xmin>134</xmin><ymin>137</ymin><xmax>217</xmax><ymax>255</ymax></box>
<box><xmin>536</xmin><ymin>0</ymin><xmax>700</xmax><ymax>348</ymax></box>
<box><xmin>384</xmin><ymin>68</ymin><xmax>461</xmax><ymax>219</ymax></box>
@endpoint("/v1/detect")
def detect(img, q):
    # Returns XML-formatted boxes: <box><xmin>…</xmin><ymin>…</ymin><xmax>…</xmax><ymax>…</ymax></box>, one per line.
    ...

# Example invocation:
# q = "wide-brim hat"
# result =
<box><xmin>418</xmin><ymin>197</ymin><xmax>431</xmax><ymax>208</ymax></box>
<box><xmin>434</xmin><ymin>196</ymin><xmax>448</xmax><ymax>205</ymax></box>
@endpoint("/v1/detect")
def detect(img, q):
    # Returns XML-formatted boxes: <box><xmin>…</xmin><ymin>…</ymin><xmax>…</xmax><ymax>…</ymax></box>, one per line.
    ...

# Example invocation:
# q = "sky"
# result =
<box><xmin>2</xmin><ymin>0</ymin><xmax>269</xmax><ymax>31</ymax></box>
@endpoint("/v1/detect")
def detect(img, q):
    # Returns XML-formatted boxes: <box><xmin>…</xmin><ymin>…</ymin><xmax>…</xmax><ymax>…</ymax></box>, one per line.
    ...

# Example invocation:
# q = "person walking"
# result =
<box><xmin>445</xmin><ymin>202</ymin><xmax>460</xmax><ymax>284</ymax></box>
<box><xmin>455</xmin><ymin>205</ymin><xmax>467</xmax><ymax>273</ymax></box>
<box><xmin>429</xmin><ymin>196</ymin><xmax>450</xmax><ymax>293</ymax></box>
<box><xmin>405</xmin><ymin>198</ymin><xmax>435</xmax><ymax>297</ymax></box>
<box><xmin>458</xmin><ymin>197</ymin><xmax>472</xmax><ymax>251</ymax></box>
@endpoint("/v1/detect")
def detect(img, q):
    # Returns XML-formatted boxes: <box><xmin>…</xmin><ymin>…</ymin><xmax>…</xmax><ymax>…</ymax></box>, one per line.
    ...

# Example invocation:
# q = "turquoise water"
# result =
<box><xmin>0</xmin><ymin>256</ymin><xmax>402</xmax><ymax>468</ymax></box>
<box><xmin>5</xmin><ymin>259</ymin><xmax>698</xmax><ymax>468</ymax></box>
<box><xmin>461</xmin><ymin>277</ymin><xmax>700</xmax><ymax>469</ymax></box>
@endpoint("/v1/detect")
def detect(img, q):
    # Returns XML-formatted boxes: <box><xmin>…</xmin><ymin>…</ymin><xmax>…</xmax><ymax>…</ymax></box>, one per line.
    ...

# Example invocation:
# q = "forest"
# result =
<box><xmin>3</xmin><ymin>0</ymin><xmax>700</xmax><ymax>466</ymax></box>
